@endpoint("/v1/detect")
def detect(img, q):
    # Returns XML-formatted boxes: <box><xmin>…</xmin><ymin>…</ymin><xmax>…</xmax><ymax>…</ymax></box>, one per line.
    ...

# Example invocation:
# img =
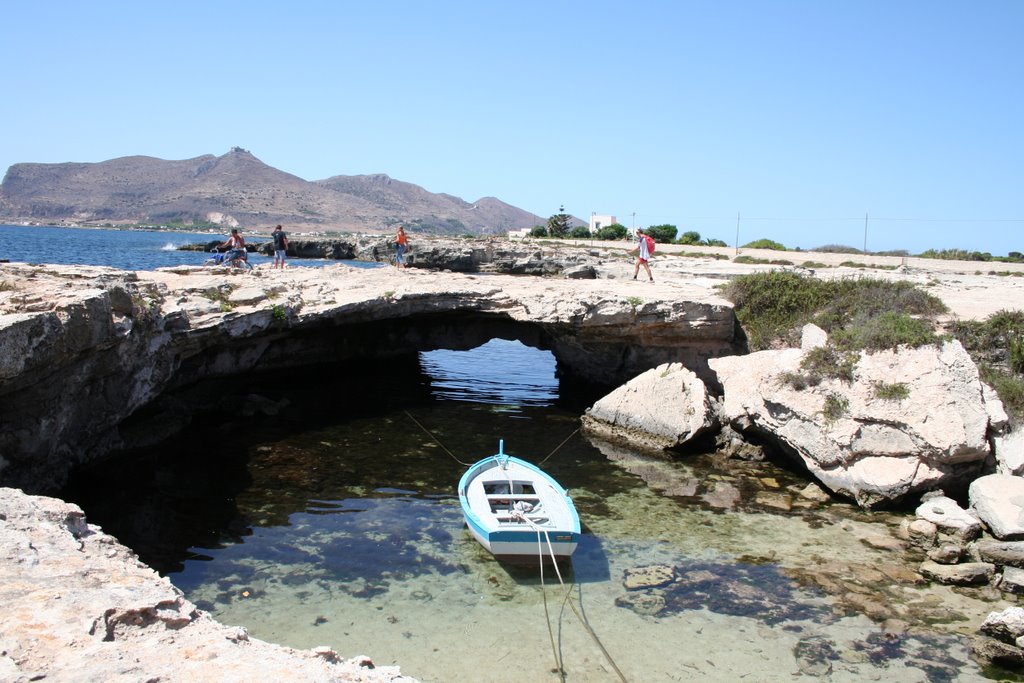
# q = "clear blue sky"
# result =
<box><xmin>3</xmin><ymin>1</ymin><xmax>1021</xmax><ymax>255</ymax></box>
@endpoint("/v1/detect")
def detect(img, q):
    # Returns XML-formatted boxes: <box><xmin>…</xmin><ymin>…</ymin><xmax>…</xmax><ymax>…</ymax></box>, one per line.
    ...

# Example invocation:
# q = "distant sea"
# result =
<box><xmin>0</xmin><ymin>225</ymin><xmax>371</xmax><ymax>271</ymax></box>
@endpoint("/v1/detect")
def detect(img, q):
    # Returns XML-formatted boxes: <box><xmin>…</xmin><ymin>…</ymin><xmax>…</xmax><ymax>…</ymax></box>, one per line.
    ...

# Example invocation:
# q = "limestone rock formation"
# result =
<box><xmin>975</xmin><ymin>607</ymin><xmax>1024</xmax><ymax>669</ymax></box>
<box><xmin>0</xmin><ymin>260</ymin><xmax>740</xmax><ymax>492</ymax></box>
<box><xmin>582</xmin><ymin>362</ymin><xmax>716</xmax><ymax>450</ymax></box>
<box><xmin>994</xmin><ymin>429</ymin><xmax>1024</xmax><ymax>476</ymax></box>
<box><xmin>970</xmin><ymin>475</ymin><xmax>1024</xmax><ymax>540</ymax></box>
<box><xmin>709</xmin><ymin>331</ymin><xmax>1001</xmax><ymax>507</ymax></box>
<box><xmin>0</xmin><ymin>487</ymin><xmax>414</xmax><ymax>682</ymax></box>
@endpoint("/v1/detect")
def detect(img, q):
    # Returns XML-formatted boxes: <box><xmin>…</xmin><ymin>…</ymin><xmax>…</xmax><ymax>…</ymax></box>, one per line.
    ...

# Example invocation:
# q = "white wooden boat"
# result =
<box><xmin>458</xmin><ymin>441</ymin><xmax>580</xmax><ymax>564</ymax></box>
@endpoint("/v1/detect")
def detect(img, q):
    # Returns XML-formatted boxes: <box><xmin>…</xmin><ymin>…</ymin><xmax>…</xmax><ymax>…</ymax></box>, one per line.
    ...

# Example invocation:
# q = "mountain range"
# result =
<box><xmin>0</xmin><ymin>147</ymin><xmax>554</xmax><ymax>235</ymax></box>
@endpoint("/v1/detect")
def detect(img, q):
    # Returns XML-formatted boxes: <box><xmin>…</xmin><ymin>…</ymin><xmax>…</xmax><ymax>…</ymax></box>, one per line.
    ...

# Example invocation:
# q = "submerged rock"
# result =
<box><xmin>919</xmin><ymin>560</ymin><xmax>995</xmax><ymax>586</ymax></box>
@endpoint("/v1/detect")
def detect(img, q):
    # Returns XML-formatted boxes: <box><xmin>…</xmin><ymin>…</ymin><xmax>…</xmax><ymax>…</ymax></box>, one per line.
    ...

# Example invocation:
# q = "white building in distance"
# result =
<box><xmin>588</xmin><ymin>213</ymin><xmax>617</xmax><ymax>234</ymax></box>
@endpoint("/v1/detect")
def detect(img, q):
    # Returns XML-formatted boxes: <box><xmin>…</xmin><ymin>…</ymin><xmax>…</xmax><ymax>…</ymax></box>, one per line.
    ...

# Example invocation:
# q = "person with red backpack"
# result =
<box><xmin>631</xmin><ymin>228</ymin><xmax>655</xmax><ymax>282</ymax></box>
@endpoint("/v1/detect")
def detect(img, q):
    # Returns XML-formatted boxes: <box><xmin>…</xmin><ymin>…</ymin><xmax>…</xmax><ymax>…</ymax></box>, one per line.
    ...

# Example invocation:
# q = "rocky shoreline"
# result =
<box><xmin>1</xmin><ymin>487</ymin><xmax>413</xmax><ymax>682</ymax></box>
<box><xmin>2</xmin><ymin>239</ymin><xmax>1024</xmax><ymax>679</ymax></box>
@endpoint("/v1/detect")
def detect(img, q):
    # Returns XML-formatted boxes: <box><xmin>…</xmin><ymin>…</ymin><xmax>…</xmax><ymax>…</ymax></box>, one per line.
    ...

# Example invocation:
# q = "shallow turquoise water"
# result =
<box><xmin>64</xmin><ymin>339</ymin><xmax>1005</xmax><ymax>682</ymax></box>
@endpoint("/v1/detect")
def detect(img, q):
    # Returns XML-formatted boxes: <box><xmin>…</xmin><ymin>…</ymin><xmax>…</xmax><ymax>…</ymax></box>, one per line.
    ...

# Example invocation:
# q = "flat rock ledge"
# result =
<box><xmin>0</xmin><ymin>260</ymin><xmax>739</xmax><ymax>492</ymax></box>
<box><xmin>0</xmin><ymin>486</ymin><xmax>416</xmax><ymax>683</ymax></box>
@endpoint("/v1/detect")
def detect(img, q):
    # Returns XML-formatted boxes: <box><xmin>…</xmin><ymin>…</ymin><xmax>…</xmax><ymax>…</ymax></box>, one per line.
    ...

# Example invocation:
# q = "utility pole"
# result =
<box><xmin>863</xmin><ymin>213</ymin><xmax>868</xmax><ymax>254</ymax></box>
<box><xmin>631</xmin><ymin>212</ymin><xmax>636</xmax><ymax>233</ymax></box>
<box><xmin>735</xmin><ymin>212</ymin><xmax>741</xmax><ymax>255</ymax></box>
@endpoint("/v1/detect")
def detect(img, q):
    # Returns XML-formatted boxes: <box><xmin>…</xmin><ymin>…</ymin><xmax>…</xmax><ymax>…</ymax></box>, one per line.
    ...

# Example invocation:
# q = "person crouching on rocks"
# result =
<box><xmin>218</xmin><ymin>229</ymin><xmax>246</xmax><ymax>264</ymax></box>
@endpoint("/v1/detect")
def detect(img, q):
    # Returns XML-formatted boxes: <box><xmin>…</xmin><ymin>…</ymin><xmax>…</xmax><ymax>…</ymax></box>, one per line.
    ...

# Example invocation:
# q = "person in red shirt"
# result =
<box><xmin>394</xmin><ymin>225</ymin><xmax>409</xmax><ymax>269</ymax></box>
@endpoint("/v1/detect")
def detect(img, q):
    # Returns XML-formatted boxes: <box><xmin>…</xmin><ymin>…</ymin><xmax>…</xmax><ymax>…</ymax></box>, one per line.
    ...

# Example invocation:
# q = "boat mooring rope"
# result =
<box><xmin>404</xmin><ymin>410</ymin><xmax>474</xmax><ymax>466</ymax></box>
<box><xmin>405</xmin><ymin>410</ymin><xmax>579</xmax><ymax>468</ymax></box>
<box><xmin>537</xmin><ymin>427</ymin><xmax>580</xmax><ymax>466</ymax></box>
<box><xmin>514</xmin><ymin>512</ymin><xmax>628</xmax><ymax>682</ymax></box>
<box><xmin>406</xmin><ymin>410</ymin><xmax>620</xmax><ymax>678</ymax></box>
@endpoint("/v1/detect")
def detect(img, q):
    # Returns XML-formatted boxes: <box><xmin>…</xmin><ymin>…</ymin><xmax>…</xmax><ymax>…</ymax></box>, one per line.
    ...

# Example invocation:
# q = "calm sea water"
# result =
<box><xmin>62</xmin><ymin>339</ymin><xmax>1006</xmax><ymax>683</ymax></box>
<box><xmin>0</xmin><ymin>224</ymin><xmax>367</xmax><ymax>270</ymax></box>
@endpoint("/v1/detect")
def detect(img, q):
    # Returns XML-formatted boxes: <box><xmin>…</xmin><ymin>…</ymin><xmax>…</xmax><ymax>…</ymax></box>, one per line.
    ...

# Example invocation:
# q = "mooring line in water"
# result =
<box><xmin>403</xmin><ymin>410</ymin><xmax>474</xmax><ymax>466</ymax></box>
<box><xmin>537</xmin><ymin>427</ymin><xmax>580</xmax><ymax>466</ymax></box>
<box><xmin>518</xmin><ymin>514</ymin><xmax>628</xmax><ymax>682</ymax></box>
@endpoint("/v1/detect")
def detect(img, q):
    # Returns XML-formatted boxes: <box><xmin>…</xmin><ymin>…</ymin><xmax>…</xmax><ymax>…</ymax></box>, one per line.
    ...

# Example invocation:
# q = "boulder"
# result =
<box><xmin>582</xmin><ymin>362</ymin><xmax>716</xmax><ymax>450</ymax></box>
<box><xmin>982</xmin><ymin>606</ymin><xmax>1024</xmax><ymax>643</ymax></box>
<box><xmin>999</xmin><ymin>567</ymin><xmax>1024</xmax><ymax>595</ymax></box>
<box><xmin>914</xmin><ymin>496</ymin><xmax>982</xmax><ymax>543</ymax></box>
<box><xmin>903</xmin><ymin>518</ymin><xmax>939</xmax><ymax>548</ymax></box>
<box><xmin>970</xmin><ymin>475</ymin><xmax>1024</xmax><ymax>540</ymax></box>
<box><xmin>919</xmin><ymin>560</ymin><xmax>995</xmax><ymax>585</ymax></box>
<box><xmin>801</xmin><ymin>323</ymin><xmax>828</xmax><ymax>351</ymax></box>
<box><xmin>927</xmin><ymin>544</ymin><xmax>963</xmax><ymax>564</ymax></box>
<box><xmin>971</xmin><ymin>635</ymin><xmax>1024</xmax><ymax>670</ymax></box>
<box><xmin>623</xmin><ymin>565</ymin><xmax>676</xmax><ymax>590</ymax></box>
<box><xmin>995</xmin><ymin>429</ymin><xmax>1024</xmax><ymax>476</ymax></box>
<box><xmin>710</xmin><ymin>338</ymin><xmax>995</xmax><ymax>508</ymax></box>
<box><xmin>976</xmin><ymin>539</ymin><xmax>1024</xmax><ymax>568</ymax></box>
<box><xmin>563</xmin><ymin>264</ymin><xmax>597</xmax><ymax>279</ymax></box>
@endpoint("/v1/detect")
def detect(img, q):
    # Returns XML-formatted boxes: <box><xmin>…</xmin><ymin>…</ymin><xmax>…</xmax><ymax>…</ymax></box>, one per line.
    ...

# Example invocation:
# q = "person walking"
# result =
<box><xmin>272</xmin><ymin>224</ymin><xmax>289</xmax><ymax>269</ymax></box>
<box><xmin>394</xmin><ymin>225</ymin><xmax>409</xmax><ymax>269</ymax></box>
<box><xmin>631</xmin><ymin>228</ymin><xmax>654</xmax><ymax>282</ymax></box>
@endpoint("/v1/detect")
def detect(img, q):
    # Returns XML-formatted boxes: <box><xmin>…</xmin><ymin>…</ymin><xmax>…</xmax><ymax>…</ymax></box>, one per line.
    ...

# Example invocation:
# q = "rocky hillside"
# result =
<box><xmin>0</xmin><ymin>147</ymin><xmax>549</xmax><ymax>235</ymax></box>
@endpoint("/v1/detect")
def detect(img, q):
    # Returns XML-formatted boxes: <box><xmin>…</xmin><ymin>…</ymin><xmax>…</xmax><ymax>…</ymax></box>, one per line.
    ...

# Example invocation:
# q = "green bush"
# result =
<box><xmin>680</xmin><ymin>251</ymin><xmax>730</xmax><ymax>260</ymax></box>
<box><xmin>822</xmin><ymin>394</ymin><xmax>849</xmax><ymax>422</ymax></box>
<box><xmin>720</xmin><ymin>272</ymin><xmax>947</xmax><ymax>351</ymax></box>
<box><xmin>720</xmin><ymin>271</ymin><xmax>831</xmax><ymax>348</ymax></box>
<box><xmin>1011</xmin><ymin>336</ymin><xmax>1024</xmax><ymax>375</ymax></box>
<box><xmin>980</xmin><ymin>365</ymin><xmax>1024</xmax><ymax>423</ymax></box>
<box><xmin>814</xmin><ymin>244</ymin><xmax>862</xmax><ymax>254</ymax></box>
<box><xmin>678</xmin><ymin>230</ymin><xmax>702</xmax><ymax>245</ymax></box>
<box><xmin>918</xmin><ymin>248</ymin><xmax>993</xmax><ymax>262</ymax></box>
<box><xmin>704</xmin><ymin>238</ymin><xmax>728</xmax><ymax>247</ymax></box>
<box><xmin>529</xmin><ymin>225</ymin><xmax>548</xmax><ymax>238</ymax></box>
<box><xmin>570</xmin><ymin>226</ymin><xmax>592</xmax><ymax>239</ymax></box>
<box><xmin>801</xmin><ymin>346</ymin><xmax>857</xmax><ymax>383</ymax></box>
<box><xmin>597</xmin><ymin>224</ymin><xmax>629</xmax><ymax>240</ymax></box>
<box><xmin>646</xmin><ymin>224</ymin><xmax>678</xmax><ymax>243</ymax></box>
<box><xmin>779</xmin><ymin>371</ymin><xmax>811</xmax><ymax>391</ymax></box>
<box><xmin>831</xmin><ymin>312</ymin><xmax>939</xmax><ymax>353</ymax></box>
<box><xmin>742</xmin><ymin>238</ymin><xmax>787</xmax><ymax>250</ymax></box>
<box><xmin>873</xmin><ymin>381</ymin><xmax>910</xmax><ymax>401</ymax></box>
<box><xmin>950</xmin><ymin>309</ymin><xmax>1024</xmax><ymax>375</ymax></box>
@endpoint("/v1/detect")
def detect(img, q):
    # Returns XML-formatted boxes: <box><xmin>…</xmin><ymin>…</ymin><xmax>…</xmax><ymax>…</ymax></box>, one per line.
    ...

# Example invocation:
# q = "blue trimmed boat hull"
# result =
<box><xmin>458</xmin><ymin>451</ymin><xmax>580</xmax><ymax>564</ymax></box>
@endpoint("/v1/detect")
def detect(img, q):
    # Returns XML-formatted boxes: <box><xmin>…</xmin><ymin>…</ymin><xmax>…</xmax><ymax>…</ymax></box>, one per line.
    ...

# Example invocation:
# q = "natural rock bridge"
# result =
<box><xmin>0</xmin><ymin>261</ymin><xmax>743</xmax><ymax>492</ymax></box>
